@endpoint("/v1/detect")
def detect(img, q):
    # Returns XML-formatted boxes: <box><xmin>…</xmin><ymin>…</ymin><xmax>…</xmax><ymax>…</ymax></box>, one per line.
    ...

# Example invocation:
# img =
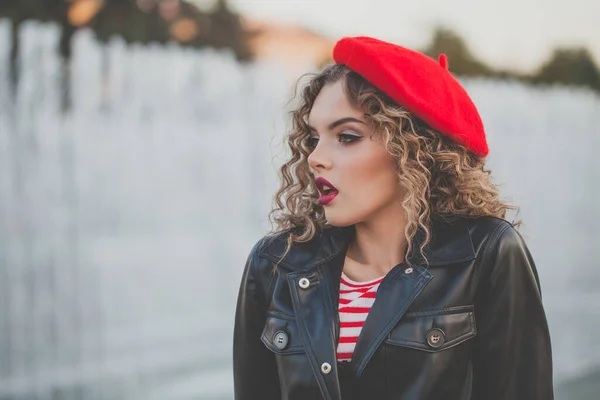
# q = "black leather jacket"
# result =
<box><xmin>233</xmin><ymin>216</ymin><xmax>554</xmax><ymax>400</ymax></box>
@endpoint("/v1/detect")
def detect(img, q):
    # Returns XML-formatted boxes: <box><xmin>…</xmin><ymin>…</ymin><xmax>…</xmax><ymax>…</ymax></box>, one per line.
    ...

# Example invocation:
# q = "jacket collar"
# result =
<box><xmin>258</xmin><ymin>216</ymin><xmax>476</xmax><ymax>270</ymax></box>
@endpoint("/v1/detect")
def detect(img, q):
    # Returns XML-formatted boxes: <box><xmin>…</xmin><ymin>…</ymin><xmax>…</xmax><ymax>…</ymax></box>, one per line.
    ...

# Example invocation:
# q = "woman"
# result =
<box><xmin>233</xmin><ymin>36</ymin><xmax>554</xmax><ymax>400</ymax></box>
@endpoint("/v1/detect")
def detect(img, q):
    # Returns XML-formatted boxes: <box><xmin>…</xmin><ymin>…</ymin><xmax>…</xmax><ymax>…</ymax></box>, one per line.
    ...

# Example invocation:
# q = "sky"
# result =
<box><xmin>193</xmin><ymin>0</ymin><xmax>600</xmax><ymax>72</ymax></box>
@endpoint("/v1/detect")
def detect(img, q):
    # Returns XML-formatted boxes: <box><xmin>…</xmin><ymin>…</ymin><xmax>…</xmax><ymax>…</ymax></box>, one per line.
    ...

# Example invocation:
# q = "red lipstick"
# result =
<box><xmin>315</xmin><ymin>177</ymin><xmax>339</xmax><ymax>205</ymax></box>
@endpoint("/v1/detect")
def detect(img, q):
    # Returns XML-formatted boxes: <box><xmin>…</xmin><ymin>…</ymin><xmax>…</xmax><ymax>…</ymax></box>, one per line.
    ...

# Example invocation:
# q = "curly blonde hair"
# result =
<box><xmin>268</xmin><ymin>64</ymin><xmax>519</xmax><ymax>263</ymax></box>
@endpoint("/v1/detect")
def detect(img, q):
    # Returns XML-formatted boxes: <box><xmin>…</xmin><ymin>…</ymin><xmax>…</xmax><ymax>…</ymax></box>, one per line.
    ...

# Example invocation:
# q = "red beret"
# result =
<box><xmin>332</xmin><ymin>36</ymin><xmax>488</xmax><ymax>157</ymax></box>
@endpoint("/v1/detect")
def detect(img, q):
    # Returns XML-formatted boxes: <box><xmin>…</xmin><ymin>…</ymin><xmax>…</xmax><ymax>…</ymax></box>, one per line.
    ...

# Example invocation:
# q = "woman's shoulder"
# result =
<box><xmin>431</xmin><ymin>214</ymin><xmax>522</xmax><ymax>254</ymax></box>
<box><xmin>247</xmin><ymin>227</ymin><xmax>299</xmax><ymax>257</ymax></box>
<box><xmin>462</xmin><ymin>215</ymin><xmax>523</xmax><ymax>250</ymax></box>
<box><xmin>244</xmin><ymin>227</ymin><xmax>300</xmax><ymax>272</ymax></box>
<box><xmin>463</xmin><ymin>216</ymin><xmax>535</xmax><ymax>279</ymax></box>
<box><xmin>463</xmin><ymin>217</ymin><xmax>544</xmax><ymax>297</ymax></box>
<box><xmin>245</xmin><ymin>231</ymin><xmax>286</xmax><ymax>266</ymax></box>
<box><xmin>245</xmin><ymin>225</ymin><xmax>349</xmax><ymax>272</ymax></box>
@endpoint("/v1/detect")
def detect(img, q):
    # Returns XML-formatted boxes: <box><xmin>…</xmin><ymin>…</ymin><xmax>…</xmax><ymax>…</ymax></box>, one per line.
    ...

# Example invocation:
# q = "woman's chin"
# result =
<box><xmin>324</xmin><ymin>212</ymin><xmax>357</xmax><ymax>228</ymax></box>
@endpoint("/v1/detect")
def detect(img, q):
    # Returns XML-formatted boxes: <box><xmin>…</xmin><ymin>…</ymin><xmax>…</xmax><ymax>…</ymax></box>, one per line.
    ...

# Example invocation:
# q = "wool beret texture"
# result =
<box><xmin>332</xmin><ymin>36</ymin><xmax>489</xmax><ymax>157</ymax></box>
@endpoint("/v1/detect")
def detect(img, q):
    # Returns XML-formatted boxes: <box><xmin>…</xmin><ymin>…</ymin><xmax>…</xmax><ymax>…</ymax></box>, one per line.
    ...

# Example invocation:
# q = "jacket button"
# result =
<box><xmin>298</xmin><ymin>277</ymin><xmax>310</xmax><ymax>289</ymax></box>
<box><xmin>426</xmin><ymin>328</ymin><xmax>445</xmax><ymax>349</ymax></box>
<box><xmin>321</xmin><ymin>362</ymin><xmax>332</xmax><ymax>374</ymax></box>
<box><xmin>273</xmin><ymin>331</ymin><xmax>289</xmax><ymax>350</ymax></box>
<box><xmin>404</xmin><ymin>267</ymin><xmax>413</xmax><ymax>274</ymax></box>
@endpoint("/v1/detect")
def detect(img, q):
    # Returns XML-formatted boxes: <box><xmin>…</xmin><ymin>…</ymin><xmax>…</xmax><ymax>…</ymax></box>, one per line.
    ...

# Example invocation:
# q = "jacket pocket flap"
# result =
<box><xmin>386</xmin><ymin>305</ymin><xmax>477</xmax><ymax>352</ymax></box>
<box><xmin>261</xmin><ymin>313</ymin><xmax>305</xmax><ymax>355</ymax></box>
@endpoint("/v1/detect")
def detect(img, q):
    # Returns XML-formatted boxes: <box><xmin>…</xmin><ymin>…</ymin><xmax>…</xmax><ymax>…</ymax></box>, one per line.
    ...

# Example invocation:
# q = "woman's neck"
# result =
<box><xmin>344</xmin><ymin>207</ymin><xmax>408</xmax><ymax>281</ymax></box>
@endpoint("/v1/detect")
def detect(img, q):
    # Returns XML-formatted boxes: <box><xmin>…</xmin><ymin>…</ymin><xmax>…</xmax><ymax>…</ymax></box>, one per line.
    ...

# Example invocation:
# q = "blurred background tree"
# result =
<box><xmin>423</xmin><ymin>26</ymin><xmax>493</xmax><ymax>77</ymax></box>
<box><xmin>532</xmin><ymin>47</ymin><xmax>600</xmax><ymax>92</ymax></box>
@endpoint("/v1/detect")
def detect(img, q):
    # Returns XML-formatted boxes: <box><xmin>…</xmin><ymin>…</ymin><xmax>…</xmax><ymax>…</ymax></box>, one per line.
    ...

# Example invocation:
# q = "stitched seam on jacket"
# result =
<box><xmin>266</xmin><ymin>310</ymin><xmax>296</xmax><ymax>321</ymax></box>
<box><xmin>469</xmin><ymin>308</ymin><xmax>478</xmax><ymax>336</ymax></box>
<box><xmin>251</xmin><ymin>252</ymin><xmax>278</xmax><ymax>309</ymax></box>
<box><xmin>405</xmin><ymin>304</ymin><xmax>474</xmax><ymax>317</ymax></box>
<box><xmin>472</xmin><ymin>222</ymin><xmax>512</xmax><ymax>296</ymax></box>
<box><xmin>249</xmin><ymin>251</ymin><xmax>268</xmax><ymax>312</ymax></box>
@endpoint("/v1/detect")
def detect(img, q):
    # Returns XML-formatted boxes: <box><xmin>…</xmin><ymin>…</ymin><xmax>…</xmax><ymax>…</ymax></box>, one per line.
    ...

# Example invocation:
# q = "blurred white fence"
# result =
<box><xmin>0</xmin><ymin>19</ymin><xmax>599</xmax><ymax>400</ymax></box>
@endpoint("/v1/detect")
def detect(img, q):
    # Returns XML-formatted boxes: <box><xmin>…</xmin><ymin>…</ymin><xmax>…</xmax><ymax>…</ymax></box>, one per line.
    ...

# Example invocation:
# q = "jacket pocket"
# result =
<box><xmin>261</xmin><ymin>312</ymin><xmax>305</xmax><ymax>355</ymax></box>
<box><xmin>385</xmin><ymin>305</ymin><xmax>477</xmax><ymax>352</ymax></box>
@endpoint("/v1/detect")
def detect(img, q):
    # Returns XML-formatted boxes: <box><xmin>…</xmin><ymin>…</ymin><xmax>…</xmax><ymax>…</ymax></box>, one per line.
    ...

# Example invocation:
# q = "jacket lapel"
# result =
<box><xmin>349</xmin><ymin>262</ymin><xmax>433</xmax><ymax>376</ymax></box>
<box><xmin>287</xmin><ymin>253</ymin><xmax>345</xmax><ymax>400</ymax></box>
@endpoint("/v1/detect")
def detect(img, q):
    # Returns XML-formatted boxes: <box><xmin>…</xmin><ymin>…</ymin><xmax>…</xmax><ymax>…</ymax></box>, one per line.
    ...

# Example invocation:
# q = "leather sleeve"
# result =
<box><xmin>233</xmin><ymin>241</ymin><xmax>281</xmax><ymax>400</ymax></box>
<box><xmin>472</xmin><ymin>224</ymin><xmax>554</xmax><ymax>400</ymax></box>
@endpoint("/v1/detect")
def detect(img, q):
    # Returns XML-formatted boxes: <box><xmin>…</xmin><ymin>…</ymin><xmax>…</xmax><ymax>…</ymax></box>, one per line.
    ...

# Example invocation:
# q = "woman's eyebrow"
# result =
<box><xmin>308</xmin><ymin>117</ymin><xmax>366</xmax><ymax>132</ymax></box>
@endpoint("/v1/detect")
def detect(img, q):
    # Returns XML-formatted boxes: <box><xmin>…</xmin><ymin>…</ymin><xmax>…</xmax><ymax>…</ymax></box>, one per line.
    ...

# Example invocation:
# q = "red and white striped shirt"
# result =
<box><xmin>337</xmin><ymin>272</ymin><xmax>384</xmax><ymax>362</ymax></box>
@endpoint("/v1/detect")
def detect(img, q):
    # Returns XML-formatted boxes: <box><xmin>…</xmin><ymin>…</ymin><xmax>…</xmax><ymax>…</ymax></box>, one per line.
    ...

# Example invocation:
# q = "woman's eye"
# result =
<box><xmin>338</xmin><ymin>133</ymin><xmax>361</xmax><ymax>144</ymax></box>
<box><xmin>305</xmin><ymin>137</ymin><xmax>319</xmax><ymax>148</ymax></box>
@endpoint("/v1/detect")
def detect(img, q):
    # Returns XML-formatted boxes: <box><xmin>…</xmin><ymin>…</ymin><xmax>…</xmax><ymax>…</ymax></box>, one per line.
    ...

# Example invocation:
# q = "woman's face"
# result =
<box><xmin>306</xmin><ymin>80</ymin><xmax>405</xmax><ymax>227</ymax></box>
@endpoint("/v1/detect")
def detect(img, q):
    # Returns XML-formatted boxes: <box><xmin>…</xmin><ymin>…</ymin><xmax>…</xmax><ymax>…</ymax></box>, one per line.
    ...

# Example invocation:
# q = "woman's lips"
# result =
<box><xmin>318</xmin><ymin>191</ymin><xmax>338</xmax><ymax>205</ymax></box>
<box><xmin>315</xmin><ymin>177</ymin><xmax>339</xmax><ymax>205</ymax></box>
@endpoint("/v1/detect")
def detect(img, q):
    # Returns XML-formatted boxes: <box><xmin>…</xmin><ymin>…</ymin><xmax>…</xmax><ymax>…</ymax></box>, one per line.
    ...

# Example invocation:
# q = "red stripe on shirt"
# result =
<box><xmin>339</xmin><ymin>306</ymin><xmax>372</xmax><ymax>313</ymax></box>
<box><xmin>339</xmin><ymin>287</ymin><xmax>373</xmax><ymax>294</ymax></box>
<box><xmin>340</xmin><ymin>276</ymin><xmax>384</xmax><ymax>288</ymax></box>
<box><xmin>338</xmin><ymin>336</ymin><xmax>359</xmax><ymax>344</ymax></box>
<box><xmin>340</xmin><ymin>321</ymin><xmax>365</xmax><ymax>328</ymax></box>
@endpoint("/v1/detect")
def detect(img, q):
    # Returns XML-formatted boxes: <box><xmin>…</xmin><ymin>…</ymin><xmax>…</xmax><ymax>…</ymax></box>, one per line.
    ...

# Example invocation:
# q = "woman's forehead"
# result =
<box><xmin>308</xmin><ymin>81</ymin><xmax>362</xmax><ymax>128</ymax></box>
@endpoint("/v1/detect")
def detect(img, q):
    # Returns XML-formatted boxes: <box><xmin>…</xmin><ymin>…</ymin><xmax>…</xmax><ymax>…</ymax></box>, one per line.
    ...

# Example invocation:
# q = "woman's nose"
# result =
<box><xmin>307</xmin><ymin>142</ymin><xmax>332</xmax><ymax>172</ymax></box>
